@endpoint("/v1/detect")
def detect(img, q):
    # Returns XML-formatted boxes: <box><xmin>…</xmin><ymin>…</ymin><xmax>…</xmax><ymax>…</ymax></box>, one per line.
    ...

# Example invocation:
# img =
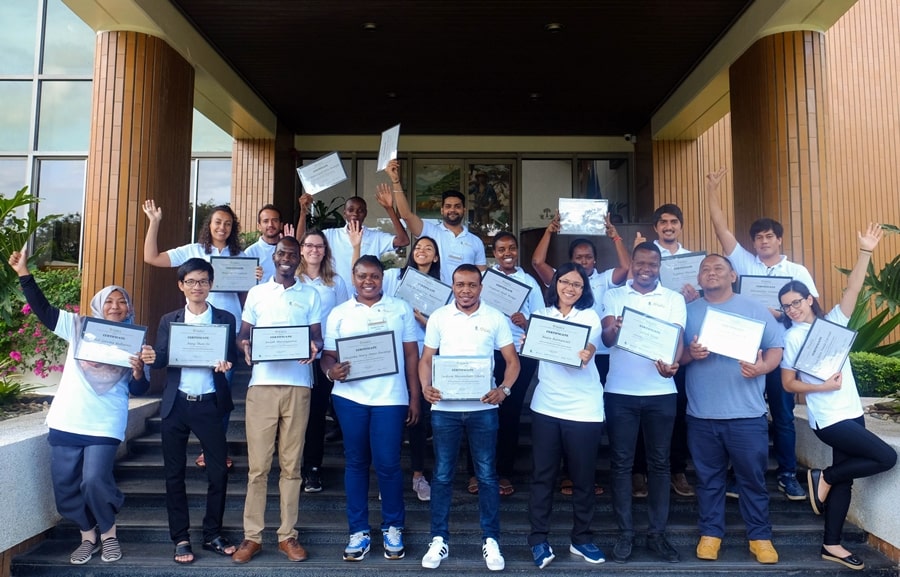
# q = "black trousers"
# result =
<box><xmin>303</xmin><ymin>359</ymin><xmax>335</xmax><ymax>472</ymax></box>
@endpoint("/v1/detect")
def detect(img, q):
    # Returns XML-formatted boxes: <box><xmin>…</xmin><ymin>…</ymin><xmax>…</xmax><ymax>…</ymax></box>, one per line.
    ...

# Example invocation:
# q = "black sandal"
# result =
<box><xmin>174</xmin><ymin>541</ymin><xmax>194</xmax><ymax>564</ymax></box>
<box><xmin>202</xmin><ymin>535</ymin><xmax>235</xmax><ymax>556</ymax></box>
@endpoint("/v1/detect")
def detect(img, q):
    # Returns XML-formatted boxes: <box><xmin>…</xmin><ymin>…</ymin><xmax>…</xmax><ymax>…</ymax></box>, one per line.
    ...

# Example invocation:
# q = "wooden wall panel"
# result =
<box><xmin>232</xmin><ymin>138</ymin><xmax>275</xmax><ymax>233</ymax></box>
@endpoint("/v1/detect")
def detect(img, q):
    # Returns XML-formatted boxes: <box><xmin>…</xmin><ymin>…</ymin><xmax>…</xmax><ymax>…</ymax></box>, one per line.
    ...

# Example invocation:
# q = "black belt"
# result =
<box><xmin>177</xmin><ymin>390</ymin><xmax>216</xmax><ymax>402</ymax></box>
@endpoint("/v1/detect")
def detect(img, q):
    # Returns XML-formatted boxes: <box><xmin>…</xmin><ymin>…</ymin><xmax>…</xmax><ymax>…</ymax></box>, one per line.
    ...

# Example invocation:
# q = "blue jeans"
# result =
<box><xmin>332</xmin><ymin>396</ymin><xmax>407</xmax><ymax>534</ymax></box>
<box><xmin>765</xmin><ymin>369</ymin><xmax>796</xmax><ymax>476</ymax></box>
<box><xmin>430</xmin><ymin>409</ymin><xmax>499</xmax><ymax>542</ymax></box>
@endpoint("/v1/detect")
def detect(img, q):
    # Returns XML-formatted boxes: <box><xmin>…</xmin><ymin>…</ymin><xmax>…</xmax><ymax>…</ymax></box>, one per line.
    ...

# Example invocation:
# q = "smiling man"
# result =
<box><xmin>243</xmin><ymin>205</ymin><xmax>284</xmax><ymax>281</ymax></box>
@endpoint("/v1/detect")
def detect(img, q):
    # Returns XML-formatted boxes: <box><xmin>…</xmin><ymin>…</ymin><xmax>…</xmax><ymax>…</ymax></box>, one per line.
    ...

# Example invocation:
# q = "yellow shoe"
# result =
<box><xmin>696</xmin><ymin>536</ymin><xmax>721</xmax><ymax>560</ymax></box>
<box><xmin>749</xmin><ymin>539</ymin><xmax>778</xmax><ymax>564</ymax></box>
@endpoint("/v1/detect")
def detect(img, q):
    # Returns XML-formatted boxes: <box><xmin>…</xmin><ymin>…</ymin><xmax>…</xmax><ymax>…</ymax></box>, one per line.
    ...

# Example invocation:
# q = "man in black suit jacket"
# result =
<box><xmin>151</xmin><ymin>258</ymin><xmax>237</xmax><ymax>564</ymax></box>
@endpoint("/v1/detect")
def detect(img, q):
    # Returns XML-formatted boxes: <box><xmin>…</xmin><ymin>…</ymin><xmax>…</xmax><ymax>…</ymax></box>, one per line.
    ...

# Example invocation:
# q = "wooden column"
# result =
<box><xmin>729</xmin><ymin>31</ymin><xmax>830</xmax><ymax>301</ymax></box>
<box><xmin>81</xmin><ymin>31</ymin><xmax>194</xmax><ymax>339</ymax></box>
<box><xmin>232</xmin><ymin>122</ymin><xmax>296</xmax><ymax>232</ymax></box>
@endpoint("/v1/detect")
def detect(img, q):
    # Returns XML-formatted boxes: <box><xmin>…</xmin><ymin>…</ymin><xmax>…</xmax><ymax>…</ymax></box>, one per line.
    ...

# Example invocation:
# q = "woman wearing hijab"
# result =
<box><xmin>8</xmin><ymin>247</ymin><xmax>154</xmax><ymax>565</ymax></box>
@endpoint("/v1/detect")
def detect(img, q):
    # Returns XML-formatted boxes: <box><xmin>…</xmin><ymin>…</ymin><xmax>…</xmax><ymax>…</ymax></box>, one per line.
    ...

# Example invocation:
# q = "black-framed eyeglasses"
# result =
<box><xmin>780</xmin><ymin>298</ymin><xmax>805</xmax><ymax>312</ymax></box>
<box><xmin>557</xmin><ymin>279</ymin><xmax>585</xmax><ymax>290</ymax></box>
<box><xmin>182</xmin><ymin>279</ymin><xmax>211</xmax><ymax>288</ymax></box>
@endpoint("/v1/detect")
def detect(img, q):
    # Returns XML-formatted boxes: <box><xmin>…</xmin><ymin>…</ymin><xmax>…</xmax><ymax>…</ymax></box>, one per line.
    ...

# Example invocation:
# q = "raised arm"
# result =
<box><xmin>295</xmin><ymin>193</ymin><xmax>313</xmax><ymax>239</ymax></box>
<box><xmin>142</xmin><ymin>200</ymin><xmax>173</xmax><ymax>267</ymax></box>
<box><xmin>705</xmin><ymin>168</ymin><xmax>737</xmax><ymax>255</ymax></box>
<box><xmin>839</xmin><ymin>222</ymin><xmax>883</xmax><ymax>317</ymax></box>
<box><xmin>8</xmin><ymin>246</ymin><xmax>60</xmax><ymax>330</ymax></box>
<box><xmin>374</xmin><ymin>179</ymin><xmax>410</xmax><ymax>249</ymax></box>
<box><xmin>348</xmin><ymin>220</ymin><xmax>362</xmax><ymax>265</ymax></box>
<box><xmin>388</xmin><ymin>160</ymin><xmax>425</xmax><ymax>238</ymax></box>
<box><xmin>605</xmin><ymin>214</ymin><xmax>631</xmax><ymax>285</ymax></box>
<box><xmin>531</xmin><ymin>213</ymin><xmax>559</xmax><ymax>286</ymax></box>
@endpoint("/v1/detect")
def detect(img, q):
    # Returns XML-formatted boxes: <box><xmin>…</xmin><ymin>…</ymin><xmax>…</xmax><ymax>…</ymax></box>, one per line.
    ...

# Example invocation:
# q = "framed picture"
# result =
<box><xmin>466</xmin><ymin>161</ymin><xmax>513</xmax><ymax>256</ymax></box>
<box><xmin>414</xmin><ymin>160</ymin><xmax>462</xmax><ymax>220</ymax></box>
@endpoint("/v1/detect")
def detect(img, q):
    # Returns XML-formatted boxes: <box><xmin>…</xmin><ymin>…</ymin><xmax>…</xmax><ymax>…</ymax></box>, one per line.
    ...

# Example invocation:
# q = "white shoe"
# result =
<box><xmin>422</xmin><ymin>536</ymin><xmax>448</xmax><ymax>569</ymax></box>
<box><xmin>482</xmin><ymin>537</ymin><xmax>505</xmax><ymax>571</ymax></box>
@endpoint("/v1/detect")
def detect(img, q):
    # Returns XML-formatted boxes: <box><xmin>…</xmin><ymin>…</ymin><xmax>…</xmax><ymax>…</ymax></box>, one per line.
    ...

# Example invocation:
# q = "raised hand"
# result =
<box><xmin>8</xmin><ymin>244</ymin><xmax>29</xmax><ymax>276</ymax></box>
<box><xmin>142</xmin><ymin>199</ymin><xmax>162</xmax><ymax>223</ymax></box>
<box><xmin>347</xmin><ymin>220</ymin><xmax>363</xmax><ymax>249</ymax></box>
<box><xmin>705</xmin><ymin>167</ymin><xmax>727</xmax><ymax>193</ymax></box>
<box><xmin>375</xmin><ymin>183</ymin><xmax>394</xmax><ymax>210</ymax></box>
<box><xmin>385</xmin><ymin>159</ymin><xmax>401</xmax><ymax>184</ymax></box>
<box><xmin>858</xmin><ymin>222</ymin><xmax>883</xmax><ymax>252</ymax></box>
<box><xmin>634</xmin><ymin>231</ymin><xmax>647</xmax><ymax>248</ymax></box>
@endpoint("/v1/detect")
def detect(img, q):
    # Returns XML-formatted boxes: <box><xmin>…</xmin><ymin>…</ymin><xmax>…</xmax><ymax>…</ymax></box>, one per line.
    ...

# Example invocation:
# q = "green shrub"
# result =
<box><xmin>850</xmin><ymin>352</ymin><xmax>900</xmax><ymax>397</ymax></box>
<box><xmin>0</xmin><ymin>358</ymin><xmax>38</xmax><ymax>406</ymax></box>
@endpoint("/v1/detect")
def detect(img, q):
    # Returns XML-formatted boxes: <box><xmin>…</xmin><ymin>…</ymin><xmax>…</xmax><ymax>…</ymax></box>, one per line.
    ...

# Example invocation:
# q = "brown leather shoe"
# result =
<box><xmin>278</xmin><ymin>537</ymin><xmax>308</xmax><ymax>562</ymax></box>
<box><xmin>232</xmin><ymin>539</ymin><xmax>261</xmax><ymax>564</ymax></box>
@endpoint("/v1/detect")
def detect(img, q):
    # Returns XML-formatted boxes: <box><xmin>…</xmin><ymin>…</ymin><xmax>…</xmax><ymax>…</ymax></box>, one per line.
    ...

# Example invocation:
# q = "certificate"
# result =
<box><xmin>393</xmin><ymin>267</ymin><xmax>452</xmax><ymax>316</ymax></box>
<box><xmin>697</xmin><ymin>307</ymin><xmax>766</xmax><ymax>364</ymax></box>
<box><xmin>558</xmin><ymin>198</ymin><xmax>608</xmax><ymax>236</ymax></box>
<box><xmin>432</xmin><ymin>356</ymin><xmax>492</xmax><ymax>400</ymax></box>
<box><xmin>336</xmin><ymin>331</ymin><xmax>399</xmax><ymax>382</ymax></box>
<box><xmin>480</xmin><ymin>268</ymin><xmax>532</xmax><ymax>316</ymax></box>
<box><xmin>74</xmin><ymin>318</ymin><xmax>147</xmax><ymax>368</ymax></box>
<box><xmin>210</xmin><ymin>256</ymin><xmax>259</xmax><ymax>292</ymax></box>
<box><xmin>660</xmin><ymin>251</ymin><xmax>706</xmax><ymax>292</ymax></box>
<box><xmin>168</xmin><ymin>323</ymin><xmax>230</xmax><ymax>368</ymax></box>
<box><xmin>793</xmin><ymin>318</ymin><xmax>857</xmax><ymax>381</ymax></box>
<box><xmin>377</xmin><ymin>123</ymin><xmax>400</xmax><ymax>171</ymax></box>
<box><xmin>521</xmin><ymin>314</ymin><xmax>591</xmax><ymax>368</ymax></box>
<box><xmin>296</xmin><ymin>151</ymin><xmax>348</xmax><ymax>194</ymax></box>
<box><xmin>615</xmin><ymin>307</ymin><xmax>682</xmax><ymax>365</ymax></box>
<box><xmin>251</xmin><ymin>325</ymin><xmax>310</xmax><ymax>363</ymax></box>
<box><xmin>738</xmin><ymin>275</ymin><xmax>793</xmax><ymax>310</ymax></box>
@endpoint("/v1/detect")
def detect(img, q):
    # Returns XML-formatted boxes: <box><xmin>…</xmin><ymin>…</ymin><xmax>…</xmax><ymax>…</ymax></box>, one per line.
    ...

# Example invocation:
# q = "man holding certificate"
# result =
<box><xmin>232</xmin><ymin>237</ymin><xmax>323</xmax><ymax>565</ymax></box>
<box><xmin>600</xmin><ymin>242</ymin><xmax>686</xmax><ymax>564</ymax></box>
<box><xmin>150</xmin><ymin>258</ymin><xmax>236</xmax><ymax>564</ymax></box>
<box><xmin>320</xmin><ymin>255</ymin><xmax>421</xmax><ymax>562</ymax></box>
<box><xmin>680</xmin><ymin>254</ymin><xmax>785</xmax><ymax>564</ymax></box>
<box><xmin>419</xmin><ymin>264</ymin><xmax>519</xmax><ymax>571</ymax></box>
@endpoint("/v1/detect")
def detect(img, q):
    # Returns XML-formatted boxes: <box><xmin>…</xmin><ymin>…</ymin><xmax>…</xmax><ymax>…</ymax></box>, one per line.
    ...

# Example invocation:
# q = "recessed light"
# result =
<box><xmin>363</xmin><ymin>22</ymin><xmax>378</xmax><ymax>31</ymax></box>
<box><xmin>386</xmin><ymin>92</ymin><xmax>398</xmax><ymax>99</ymax></box>
<box><xmin>529</xmin><ymin>92</ymin><xmax>541</xmax><ymax>100</ymax></box>
<box><xmin>544</xmin><ymin>22</ymin><xmax>563</xmax><ymax>33</ymax></box>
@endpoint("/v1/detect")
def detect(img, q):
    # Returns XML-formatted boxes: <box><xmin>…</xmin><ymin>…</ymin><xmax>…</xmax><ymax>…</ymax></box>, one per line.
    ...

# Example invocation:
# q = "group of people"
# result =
<box><xmin>9</xmin><ymin>160</ymin><xmax>895</xmax><ymax>571</ymax></box>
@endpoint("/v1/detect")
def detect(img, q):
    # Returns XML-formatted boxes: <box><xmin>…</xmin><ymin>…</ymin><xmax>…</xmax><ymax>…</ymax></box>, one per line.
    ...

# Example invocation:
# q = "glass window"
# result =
<box><xmin>521</xmin><ymin>160</ymin><xmax>572</xmax><ymax>230</ymax></box>
<box><xmin>0</xmin><ymin>1</ymin><xmax>38</xmax><ymax>74</ymax></box>
<box><xmin>191</xmin><ymin>110</ymin><xmax>233</xmax><ymax>153</ymax></box>
<box><xmin>577</xmin><ymin>159</ymin><xmax>630</xmax><ymax>221</ymax></box>
<box><xmin>37</xmin><ymin>80</ymin><xmax>92</xmax><ymax>151</ymax></box>
<box><xmin>0</xmin><ymin>158</ymin><xmax>28</xmax><ymax>194</ymax></box>
<box><xmin>0</xmin><ymin>81</ymin><xmax>34</xmax><ymax>152</ymax></box>
<box><xmin>42</xmin><ymin>0</ymin><xmax>95</xmax><ymax>75</ymax></box>
<box><xmin>34</xmin><ymin>159</ymin><xmax>86</xmax><ymax>265</ymax></box>
<box><xmin>191</xmin><ymin>158</ymin><xmax>232</xmax><ymax>240</ymax></box>
<box><xmin>301</xmin><ymin>156</ymin><xmax>352</xmax><ymax>230</ymax></box>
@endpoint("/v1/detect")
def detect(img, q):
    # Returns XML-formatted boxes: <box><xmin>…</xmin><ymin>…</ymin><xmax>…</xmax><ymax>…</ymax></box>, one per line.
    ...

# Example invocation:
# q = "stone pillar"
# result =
<box><xmin>81</xmin><ymin>31</ymin><xmax>194</xmax><ymax>341</ymax></box>
<box><xmin>729</xmin><ymin>31</ymin><xmax>831</xmax><ymax>295</ymax></box>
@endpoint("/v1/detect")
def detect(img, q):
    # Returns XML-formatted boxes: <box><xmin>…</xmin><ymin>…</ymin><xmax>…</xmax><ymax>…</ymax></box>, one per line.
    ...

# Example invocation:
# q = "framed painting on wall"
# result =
<box><xmin>413</xmin><ymin>160</ymin><xmax>462</xmax><ymax>220</ymax></box>
<box><xmin>466</xmin><ymin>161</ymin><xmax>513</xmax><ymax>256</ymax></box>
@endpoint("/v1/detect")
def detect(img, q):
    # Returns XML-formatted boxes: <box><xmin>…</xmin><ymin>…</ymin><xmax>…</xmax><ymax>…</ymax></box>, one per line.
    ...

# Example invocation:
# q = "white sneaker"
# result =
<box><xmin>413</xmin><ymin>476</ymin><xmax>432</xmax><ymax>501</ymax></box>
<box><xmin>422</xmin><ymin>536</ymin><xmax>449</xmax><ymax>569</ymax></box>
<box><xmin>482</xmin><ymin>537</ymin><xmax>505</xmax><ymax>571</ymax></box>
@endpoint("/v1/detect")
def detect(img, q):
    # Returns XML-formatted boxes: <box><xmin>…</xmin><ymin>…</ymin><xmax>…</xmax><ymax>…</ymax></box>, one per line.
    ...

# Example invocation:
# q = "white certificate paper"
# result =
<box><xmin>336</xmin><ymin>330</ymin><xmax>399</xmax><ymax>382</ymax></box>
<box><xmin>393</xmin><ymin>267</ymin><xmax>452</xmax><ymax>316</ymax></box>
<box><xmin>521</xmin><ymin>314</ymin><xmax>592</xmax><ymax>368</ymax></box>
<box><xmin>168</xmin><ymin>323</ymin><xmax>230</xmax><ymax>368</ymax></box>
<box><xmin>432</xmin><ymin>355</ymin><xmax>492</xmax><ymax>400</ymax></box>
<box><xmin>210</xmin><ymin>256</ymin><xmax>259</xmax><ymax>292</ymax></box>
<box><xmin>480</xmin><ymin>268</ymin><xmax>532</xmax><ymax>317</ymax></box>
<box><xmin>251</xmin><ymin>325</ymin><xmax>310</xmax><ymax>363</ymax></box>
<box><xmin>296</xmin><ymin>151</ymin><xmax>348</xmax><ymax>195</ymax></box>
<box><xmin>697</xmin><ymin>307</ymin><xmax>766</xmax><ymax>364</ymax></box>
<box><xmin>793</xmin><ymin>318</ymin><xmax>857</xmax><ymax>381</ymax></box>
<box><xmin>74</xmin><ymin>318</ymin><xmax>147</xmax><ymax>368</ymax></box>
<box><xmin>558</xmin><ymin>198</ymin><xmax>608</xmax><ymax>236</ymax></box>
<box><xmin>738</xmin><ymin>275</ymin><xmax>793</xmax><ymax>310</ymax></box>
<box><xmin>660</xmin><ymin>251</ymin><xmax>706</xmax><ymax>292</ymax></box>
<box><xmin>377</xmin><ymin>123</ymin><xmax>400</xmax><ymax>171</ymax></box>
<box><xmin>615</xmin><ymin>307</ymin><xmax>682</xmax><ymax>365</ymax></box>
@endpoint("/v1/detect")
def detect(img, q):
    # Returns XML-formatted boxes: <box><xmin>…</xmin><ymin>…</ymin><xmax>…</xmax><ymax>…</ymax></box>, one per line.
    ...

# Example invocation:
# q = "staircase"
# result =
<box><xmin>11</xmin><ymin>368</ymin><xmax>899</xmax><ymax>576</ymax></box>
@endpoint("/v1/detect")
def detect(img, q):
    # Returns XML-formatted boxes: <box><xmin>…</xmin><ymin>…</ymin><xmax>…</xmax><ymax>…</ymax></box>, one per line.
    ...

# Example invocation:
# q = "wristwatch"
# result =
<box><xmin>500</xmin><ymin>386</ymin><xmax>512</xmax><ymax>397</ymax></box>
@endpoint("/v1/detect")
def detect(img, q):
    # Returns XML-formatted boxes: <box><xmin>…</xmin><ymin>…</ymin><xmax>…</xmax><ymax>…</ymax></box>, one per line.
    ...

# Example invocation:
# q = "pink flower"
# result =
<box><xmin>32</xmin><ymin>328</ymin><xmax>42</xmax><ymax>338</ymax></box>
<box><xmin>9</xmin><ymin>351</ymin><xmax>22</xmax><ymax>362</ymax></box>
<box><xmin>21</xmin><ymin>303</ymin><xmax>31</xmax><ymax>315</ymax></box>
<box><xmin>72</xmin><ymin>305</ymin><xmax>80</xmax><ymax>314</ymax></box>
<box><xmin>17</xmin><ymin>328</ymin><xmax>25</xmax><ymax>334</ymax></box>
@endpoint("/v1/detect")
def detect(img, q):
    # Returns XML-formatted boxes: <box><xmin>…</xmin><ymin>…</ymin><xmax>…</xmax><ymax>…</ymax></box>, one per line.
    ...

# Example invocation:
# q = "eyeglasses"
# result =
<box><xmin>302</xmin><ymin>243</ymin><xmax>325</xmax><ymax>250</ymax></box>
<box><xmin>780</xmin><ymin>298</ymin><xmax>806</xmax><ymax>312</ymax></box>
<box><xmin>182</xmin><ymin>279</ymin><xmax>211</xmax><ymax>288</ymax></box>
<box><xmin>557</xmin><ymin>279</ymin><xmax>585</xmax><ymax>290</ymax></box>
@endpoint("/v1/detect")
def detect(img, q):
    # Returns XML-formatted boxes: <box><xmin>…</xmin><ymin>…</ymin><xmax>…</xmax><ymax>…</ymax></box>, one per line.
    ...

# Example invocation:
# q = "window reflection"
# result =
<box><xmin>38</xmin><ymin>81</ymin><xmax>92</xmax><ymax>151</ymax></box>
<box><xmin>0</xmin><ymin>158</ymin><xmax>28</xmax><ymax>194</ymax></box>
<box><xmin>42</xmin><ymin>0</ymin><xmax>95</xmax><ymax>75</ymax></box>
<box><xmin>34</xmin><ymin>159</ymin><xmax>86</xmax><ymax>266</ymax></box>
<box><xmin>191</xmin><ymin>159</ymin><xmax>232</xmax><ymax>241</ymax></box>
<box><xmin>0</xmin><ymin>81</ymin><xmax>34</xmax><ymax>152</ymax></box>
<box><xmin>0</xmin><ymin>1</ymin><xmax>38</xmax><ymax>75</ymax></box>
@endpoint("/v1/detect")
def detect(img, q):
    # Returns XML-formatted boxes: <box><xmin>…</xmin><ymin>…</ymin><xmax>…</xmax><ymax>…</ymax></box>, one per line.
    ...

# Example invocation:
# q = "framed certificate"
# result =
<box><xmin>660</xmin><ymin>251</ymin><xmax>706</xmax><ymax>292</ymax></box>
<box><xmin>615</xmin><ymin>307</ymin><xmax>682</xmax><ymax>365</ymax></box>
<box><xmin>393</xmin><ymin>267</ymin><xmax>452</xmax><ymax>316</ymax></box>
<box><xmin>432</xmin><ymin>355</ymin><xmax>492</xmax><ymax>400</ymax></box>
<box><xmin>697</xmin><ymin>307</ymin><xmax>766</xmax><ymax>364</ymax></box>
<box><xmin>210</xmin><ymin>256</ymin><xmax>259</xmax><ymax>292</ymax></box>
<box><xmin>793</xmin><ymin>318</ymin><xmax>857</xmax><ymax>381</ymax></box>
<box><xmin>296</xmin><ymin>151</ymin><xmax>348</xmax><ymax>194</ymax></box>
<box><xmin>250</xmin><ymin>325</ymin><xmax>310</xmax><ymax>363</ymax></box>
<box><xmin>74</xmin><ymin>318</ymin><xmax>147</xmax><ymax>368</ymax></box>
<box><xmin>521</xmin><ymin>314</ymin><xmax>592</xmax><ymax>368</ymax></box>
<box><xmin>558</xmin><ymin>198</ymin><xmax>608</xmax><ymax>236</ymax></box>
<box><xmin>168</xmin><ymin>323</ymin><xmax>230</xmax><ymax>368</ymax></box>
<box><xmin>480</xmin><ymin>268</ymin><xmax>532</xmax><ymax>316</ymax></box>
<box><xmin>336</xmin><ymin>331</ymin><xmax>399</xmax><ymax>382</ymax></box>
<box><xmin>738</xmin><ymin>275</ymin><xmax>793</xmax><ymax>310</ymax></box>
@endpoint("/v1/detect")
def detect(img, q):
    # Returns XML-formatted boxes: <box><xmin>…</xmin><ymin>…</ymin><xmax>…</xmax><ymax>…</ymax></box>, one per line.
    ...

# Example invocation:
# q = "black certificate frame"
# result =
<box><xmin>480</xmin><ymin>267</ymin><xmax>532</xmax><ymax>316</ymax></box>
<box><xmin>737</xmin><ymin>274</ymin><xmax>793</xmax><ymax>309</ymax></box>
<box><xmin>74</xmin><ymin>317</ymin><xmax>148</xmax><ymax>368</ymax></box>
<box><xmin>335</xmin><ymin>330</ymin><xmax>399</xmax><ymax>382</ymax></box>
<box><xmin>614</xmin><ymin>306</ymin><xmax>682</xmax><ymax>365</ymax></box>
<box><xmin>521</xmin><ymin>314</ymin><xmax>592</xmax><ymax>368</ymax></box>
<box><xmin>250</xmin><ymin>325</ymin><xmax>311</xmax><ymax>363</ymax></box>
<box><xmin>659</xmin><ymin>251</ymin><xmax>706</xmax><ymax>292</ymax></box>
<box><xmin>168</xmin><ymin>322</ymin><xmax>230</xmax><ymax>368</ymax></box>
<box><xmin>209</xmin><ymin>256</ymin><xmax>260</xmax><ymax>292</ymax></box>
<box><xmin>793</xmin><ymin>317</ymin><xmax>858</xmax><ymax>381</ymax></box>
<box><xmin>393</xmin><ymin>267</ymin><xmax>453</xmax><ymax>317</ymax></box>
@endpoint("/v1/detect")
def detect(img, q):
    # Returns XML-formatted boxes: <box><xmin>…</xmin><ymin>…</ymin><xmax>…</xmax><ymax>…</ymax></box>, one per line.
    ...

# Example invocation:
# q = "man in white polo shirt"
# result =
<box><xmin>243</xmin><ymin>204</ymin><xmax>284</xmax><ymax>281</ymax></box>
<box><xmin>231</xmin><ymin>237</ymin><xmax>323</xmax><ymax>565</ymax></box>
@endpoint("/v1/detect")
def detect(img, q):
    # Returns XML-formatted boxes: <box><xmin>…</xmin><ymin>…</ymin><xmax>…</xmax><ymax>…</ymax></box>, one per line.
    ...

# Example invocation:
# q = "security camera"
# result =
<box><xmin>624</xmin><ymin>134</ymin><xmax>636</xmax><ymax>144</ymax></box>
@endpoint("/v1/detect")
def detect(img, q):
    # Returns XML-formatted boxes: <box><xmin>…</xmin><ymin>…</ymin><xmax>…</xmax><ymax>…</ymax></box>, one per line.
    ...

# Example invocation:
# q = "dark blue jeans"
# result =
<box><xmin>765</xmin><ymin>369</ymin><xmax>796</xmax><ymax>476</ymax></box>
<box><xmin>333</xmin><ymin>396</ymin><xmax>407</xmax><ymax>534</ymax></box>
<box><xmin>605</xmin><ymin>392</ymin><xmax>676</xmax><ymax>535</ymax></box>
<box><xmin>430</xmin><ymin>409</ymin><xmax>499</xmax><ymax>542</ymax></box>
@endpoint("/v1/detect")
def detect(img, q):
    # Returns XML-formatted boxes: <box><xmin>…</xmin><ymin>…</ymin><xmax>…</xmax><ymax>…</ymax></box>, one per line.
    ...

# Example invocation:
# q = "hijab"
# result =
<box><xmin>76</xmin><ymin>285</ymin><xmax>137</xmax><ymax>394</ymax></box>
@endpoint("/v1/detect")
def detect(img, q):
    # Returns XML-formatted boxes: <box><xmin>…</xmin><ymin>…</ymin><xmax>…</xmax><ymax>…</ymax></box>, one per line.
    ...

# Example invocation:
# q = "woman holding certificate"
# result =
<box><xmin>779</xmin><ymin>223</ymin><xmax>896</xmax><ymax>571</ymax></box>
<box><xmin>8</xmin><ymin>247</ymin><xmax>153</xmax><ymax>565</ymax></box>
<box><xmin>320</xmin><ymin>255</ymin><xmax>421</xmax><ymax>562</ymax></box>
<box><xmin>526</xmin><ymin>262</ymin><xmax>606</xmax><ymax>568</ymax></box>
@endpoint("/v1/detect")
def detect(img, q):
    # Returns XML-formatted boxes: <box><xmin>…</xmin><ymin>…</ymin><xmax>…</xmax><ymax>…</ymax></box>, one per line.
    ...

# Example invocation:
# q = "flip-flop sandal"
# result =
<box><xmin>560</xmin><ymin>478</ymin><xmax>574</xmax><ymax>496</ymax></box>
<box><xmin>499</xmin><ymin>479</ymin><xmax>515</xmax><ymax>496</ymax></box>
<box><xmin>203</xmin><ymin>535</ymin><xmax>235</xmax><ymax>556</ymax></box>
<box><xmin>195</xmin><ymin>453</ymin><xmax>206</xmax><ymax>468</ymax></box>
<box><xmin>226</xmin><ymin>457</ymin><xmax>233</xmax><ymax>469</ymax></box>
<box><xmin>594</xmin><ymin>484</ymin><xmax>605</xmax><ymax>496</ymax></box>
<box><xmin>174</xmin><ymin>541</ymin><xmax>194</xmax><ymax>564</ymax></box>
<box><xmin>467</xmin><ymin>476</ymin><xmax>479</xmax><ymax>495</ymax></box>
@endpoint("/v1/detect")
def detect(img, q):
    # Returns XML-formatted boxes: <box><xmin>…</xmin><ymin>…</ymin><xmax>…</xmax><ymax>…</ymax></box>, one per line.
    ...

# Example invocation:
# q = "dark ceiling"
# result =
<box><xmin>172</xmin><ymin>0</ymin><xmax>751</xmax><ymax>136</ymax></box>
